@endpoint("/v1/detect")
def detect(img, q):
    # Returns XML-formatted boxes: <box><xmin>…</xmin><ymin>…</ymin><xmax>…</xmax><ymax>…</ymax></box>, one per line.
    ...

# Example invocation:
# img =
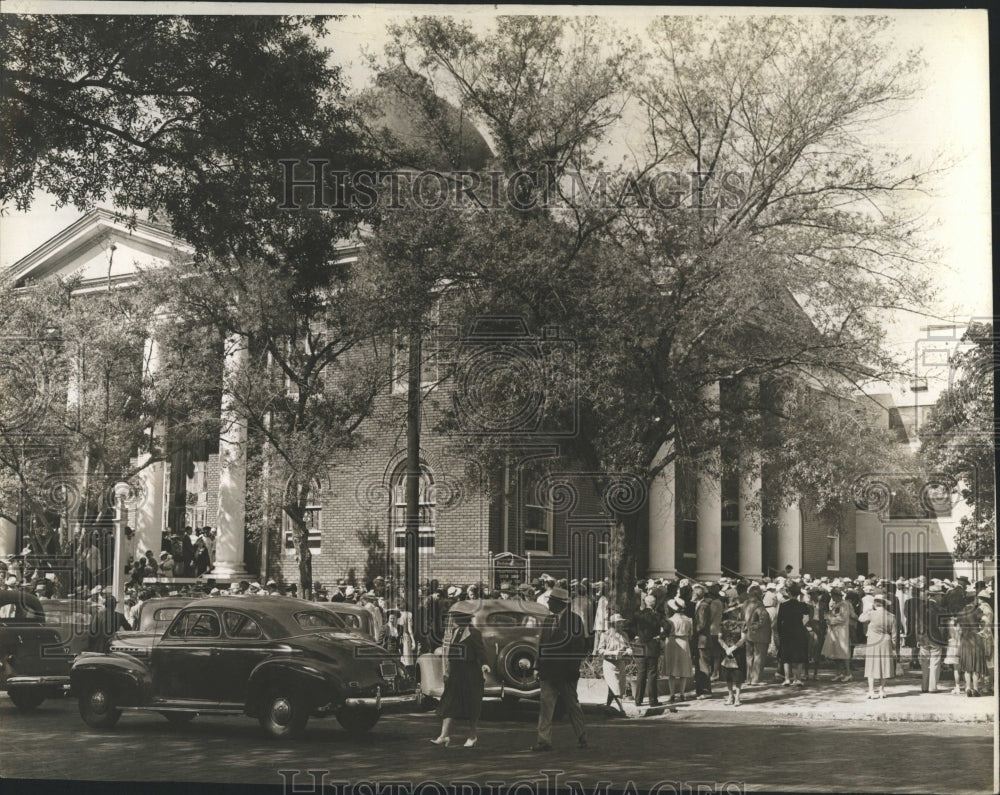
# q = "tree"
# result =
<box><xmin>919</xmin><ymin>322</ymin><xmax>996</xmax><ymax>562</ymax></box>
<box><xmin>377</xmin><ymin>15</ymin><xmax>938</xmax><ymax>589</ymax></box>
<box><xmin>3</xmin><ymin>15</ymin><xmax>382</xmax><ymax>593</ymax></box>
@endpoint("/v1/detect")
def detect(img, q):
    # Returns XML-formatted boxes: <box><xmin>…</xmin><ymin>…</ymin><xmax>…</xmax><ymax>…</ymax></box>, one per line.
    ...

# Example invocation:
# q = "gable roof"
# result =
<box><xmin>5</xmin><ymin>208</ymin><xmax>191</xmax><ymax>292</ymax></box>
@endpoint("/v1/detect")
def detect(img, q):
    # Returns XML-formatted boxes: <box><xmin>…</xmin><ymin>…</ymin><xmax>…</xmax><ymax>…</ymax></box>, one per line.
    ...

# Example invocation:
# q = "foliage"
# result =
<box><xmin>919</xmin><ymin>321</ymin><xmax>995</xmax><ymax>559</ymax></box>
<box><xmin>376</xmin><ymin>15</ymin><xmax>938</xmax><ymax>587</ymax></box>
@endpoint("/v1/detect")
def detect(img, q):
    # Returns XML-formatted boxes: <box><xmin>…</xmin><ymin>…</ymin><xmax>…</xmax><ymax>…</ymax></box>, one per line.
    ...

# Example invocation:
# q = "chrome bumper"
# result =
<box><xmin>343</xmin><ymin>690</ymin><xmax>418</xmax><ymax>711</ymax></box>
<box><xmin>5</xmin><ymin>675</ymin><xmax>71</xmax><ymax>689</ymax></box>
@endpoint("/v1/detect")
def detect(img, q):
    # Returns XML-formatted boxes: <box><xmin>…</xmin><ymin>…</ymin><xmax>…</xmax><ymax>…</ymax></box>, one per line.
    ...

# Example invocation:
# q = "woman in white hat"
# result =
<box><xmin>662</xmin><ymin>597</ymin><xmax>694</xmax><ymax>702</ymax></box>
<box><xmin>595</xmin><ymin>613</ymin><xmax>631</xmax><ymax>714</ymax></box>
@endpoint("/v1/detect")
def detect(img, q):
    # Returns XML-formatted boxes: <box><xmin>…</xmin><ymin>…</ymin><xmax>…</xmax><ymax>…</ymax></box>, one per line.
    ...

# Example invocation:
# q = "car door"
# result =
<box><xmin>210</xmin><ymin>610</ymin><xmax>273</xmax><ymax>704</ymax></box>
<box><xmin>150</xmin><ymin>609</ymin><xmax>222</xmax><ymax>702</ymax></box>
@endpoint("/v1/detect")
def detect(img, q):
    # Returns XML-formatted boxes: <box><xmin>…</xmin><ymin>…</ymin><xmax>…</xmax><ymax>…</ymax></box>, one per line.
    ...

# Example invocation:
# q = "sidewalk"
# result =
<box><xmin>576</xmin><ymin>669</ymin><xmax>996</xmax><ymax>723</ymax></box>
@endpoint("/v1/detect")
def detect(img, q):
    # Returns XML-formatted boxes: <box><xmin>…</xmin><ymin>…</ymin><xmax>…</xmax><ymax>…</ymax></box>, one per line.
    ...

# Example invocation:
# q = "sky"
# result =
<box><xmin>1</xmin><ymin>5</ymin><xmax>992</xmax><ymax>390</ymax></box>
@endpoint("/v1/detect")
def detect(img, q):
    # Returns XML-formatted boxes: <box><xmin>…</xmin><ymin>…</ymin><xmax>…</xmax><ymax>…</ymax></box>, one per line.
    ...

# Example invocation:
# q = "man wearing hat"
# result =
<box><xmin>912</xmin><ymin>579</ymin><xmax>946</xmax><ymax>693</ymax></box>
<box><xmin>530</xmin><ymin>586</ymin><xmax>588</xmax><ymax>751</ymax></box>
<box><xmin>633</xmin><ymin>593</ymin><xmax>665</xmax><ymax>707</ymax></box>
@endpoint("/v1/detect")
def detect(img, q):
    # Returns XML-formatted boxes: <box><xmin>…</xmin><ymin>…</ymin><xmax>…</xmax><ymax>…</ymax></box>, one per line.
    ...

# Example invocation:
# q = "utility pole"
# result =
<box><xmin>404</xmin><ymin>324</ymin><xmax>422</xmax><ymax>619</ymax></box>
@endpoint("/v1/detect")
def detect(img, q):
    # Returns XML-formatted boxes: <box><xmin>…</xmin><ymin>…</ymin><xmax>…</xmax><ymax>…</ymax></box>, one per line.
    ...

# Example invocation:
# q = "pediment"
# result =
<box><xmin>6</xmin><ymin>209</ymin><xmax>191</xmax><ymax>292</ymax></box>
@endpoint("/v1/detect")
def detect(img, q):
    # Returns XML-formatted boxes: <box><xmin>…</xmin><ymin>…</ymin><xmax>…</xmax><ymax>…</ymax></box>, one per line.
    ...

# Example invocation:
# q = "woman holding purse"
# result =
<box><xmin>432</xmin><ymin>611</ymin><xmax>491</xmax><ymax>747</ymax></box>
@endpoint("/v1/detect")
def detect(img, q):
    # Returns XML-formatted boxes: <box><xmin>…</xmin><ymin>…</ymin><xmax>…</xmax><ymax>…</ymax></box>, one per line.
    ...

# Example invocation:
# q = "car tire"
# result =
<box><xmin>7</xmin><ymin>687</ymin><xmax>46</xmax><ymax>712</ymax></box>
<box><xmin>160</xmin><ymin>711</ymin><xmax>197</xmax><ymax>724</ymax></box>
<box><xmin>78</xmin><ymin>683</ymin><xmax>122</xmax><ymax>729</ymax></box>
<box><xmin>336</xmin><ymin>706</ymin><xmax>380</xmax><ymax>733</ymax></box>
<box><xmin>259</xmin><ymin>688</ymin><xmax>308</xmax><ymax>739</ymax></box>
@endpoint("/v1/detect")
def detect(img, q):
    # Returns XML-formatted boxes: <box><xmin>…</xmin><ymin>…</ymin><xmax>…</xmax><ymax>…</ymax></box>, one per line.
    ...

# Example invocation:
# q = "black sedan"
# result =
<box><xmin>70</xmin><ymin>596</ymin><xmax>416</xmax><ymax>738</ymax></box>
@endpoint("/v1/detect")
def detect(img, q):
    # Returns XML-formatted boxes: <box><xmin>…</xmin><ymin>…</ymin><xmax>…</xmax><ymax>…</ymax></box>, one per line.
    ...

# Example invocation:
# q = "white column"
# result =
<box><xmin>695</xmin><ymin>381</ymin><xmax>722</xmax><ymax>581</ymax></box>
<box><xmin>134</xmin><ymin>458</ymin><xmax>164</xmax><ymax>557</ymax></box>
<box><xmin>648</xmin><ymin>442</ymin><xmax>676</xmax><ymax>578</ymax></box>
<box><xmin>214</xmin><ymin>333</ymin><xmax>250</xmax><ymax>580</ymax></box>
<box><xmin>0</xmin><ymin>518</ymin><xmax>17</xmax><ymax>558</ymax></box>
<box><xmin>777</xmin><ymin>501</ymin><xmax>802</xmax><ymax>576</ymax></box>
<box><xmin>134</xmin><ymin>332</ymin><xmax>165</xmax><ymax>557</ymax></box>
<box><xmin>738</xmin><ymin>452</ymin><xmax>763</xmax><ymax>577</ymax></box>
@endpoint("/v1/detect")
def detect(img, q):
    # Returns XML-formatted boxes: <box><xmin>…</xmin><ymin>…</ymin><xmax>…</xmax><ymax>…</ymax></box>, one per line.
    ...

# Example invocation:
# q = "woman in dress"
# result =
<box><xmin>397</xmin><ymin>598</ymin><xmax>417</xmax><ymax>674</ymax></box>
<box><xmin>943</xmin><ymin>588</ymin><xmax>965</xmax><ymax>693</ymax></box>
<box><xmin>742</xmin><ymin>586</ymin><xmax>771</xmax><ymax>686</ymax></box>
<box><xmin>719</xmin><ymin>601</ymin><xmax>748</xmax><ymax>706</ymax></box>
<box><xmin>595</xmin><ymin>613</ymin><xmax>631</xmax><ymax>714</ymax></box>
<box><xmin>822</xmin><ymin>588</ymin><xmax>854</xmax><ymax>681</ymax></box>
<box><xmin>808</xmin><ymin>590</ymin><xmax>829</xmax><ymax>680</ymax></box>
<box><xmin>957</xmin><ymin>593</ymin><xmax>987</xmax><ymax>697</ymax></box>
<box><xmin>976</xmin><ymin>589</ymin><xmax>994</xmax><ymax>696</ymax></box>
<box><xmin>432</xmin><ymin>611</ymin><xmax>490</xmax><ymax>747</ymax></box>
<box><xmin>775</xmin><ymin>582</ymin><xmax>811</xmax><ymax>687</ymax></box>
<box><xmin>662</xmin><ymin>597</ymin><xmax>694</xmax><ymax>702</ymax></box>
<box><xmin>858</xmin><ymin>593</ymin><xmax>898</xmax><ymax>698</ymax></box>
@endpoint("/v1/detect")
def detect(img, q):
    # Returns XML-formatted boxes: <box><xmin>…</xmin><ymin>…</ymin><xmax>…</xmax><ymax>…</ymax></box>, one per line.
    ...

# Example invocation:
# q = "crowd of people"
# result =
<box><xmin>595</xmin><ymin>570</ymin><xmax>996</xmax><ymax>708</ymax></box>
<box><xmin>3</xmin><ymin>541</ymin><xmax>995</xmax><ymax>709</ymax></box>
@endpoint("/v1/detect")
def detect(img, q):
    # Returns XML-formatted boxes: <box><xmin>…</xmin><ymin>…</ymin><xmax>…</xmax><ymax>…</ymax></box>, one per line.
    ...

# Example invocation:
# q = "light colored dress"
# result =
<box><xmin>662</xmin><ymin>613</ymin><xmax>695</xmax><ymax>678</ymax></box>
<box><xmin>398</xmin><ymin>610</ymin><xmax>416</xmax><ymax>666</ymax></box>
<box><xmin>596</xmin><ymin>627</ymin><xmax>631</xmax><ymax>695</ymax></box>
<box><xmin>822</xmin><ymin>599</ymin><xmax>854</xmax><ymax>660</ymax></box>
<box><xmin>860</xmin><ymin>607</ymin><xmax>897</xmax><ymax>679</ymax></box>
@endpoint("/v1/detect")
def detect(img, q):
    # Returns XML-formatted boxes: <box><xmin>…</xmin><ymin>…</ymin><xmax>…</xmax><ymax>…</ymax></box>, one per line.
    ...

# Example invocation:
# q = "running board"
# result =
<box><xmin>122</xmin><ymin>704</ymin><xmax>245</xmax><ymax>715</ymax></box>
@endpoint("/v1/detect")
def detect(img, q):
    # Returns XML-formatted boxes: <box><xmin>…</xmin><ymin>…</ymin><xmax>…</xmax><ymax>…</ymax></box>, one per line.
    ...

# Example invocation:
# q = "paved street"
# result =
<box><xmin>1</xmin><ymin>694</ymin><xmax>994</xmax><ymax>794</ymax></box>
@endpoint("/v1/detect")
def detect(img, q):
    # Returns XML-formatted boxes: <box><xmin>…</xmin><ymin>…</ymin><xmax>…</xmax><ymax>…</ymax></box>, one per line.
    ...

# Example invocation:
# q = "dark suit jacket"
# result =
<box><xmin>538</xmin><ymin>608</ymin><xmax>587</xmax><ymax>682</ymax></box>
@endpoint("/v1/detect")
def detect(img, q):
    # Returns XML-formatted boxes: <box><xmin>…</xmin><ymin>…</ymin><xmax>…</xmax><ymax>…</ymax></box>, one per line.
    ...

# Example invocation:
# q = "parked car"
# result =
<box><xmin>71</xmin><ymin>595</ymin><xmax>416</xmax><ymax>738</ymax></box>
<box><xmin>319</xmin><ymin>600</ymin><xmax>379</xmax><ymax>639</ymax></box>
<box><xmin>0</xmin><ymin>590</ymin><xmax>74</xmax><ymax>711</ymax></box>
<box><xmin>109</xmin><ymin>596</ymin><xmax>195</xmax><ymax>657</ymax></box>
<box><xmin>416</xmin><ymin>598</ymin><xmax>549</xmax><ymax>703</ymax></box>
<box><xmin>41</xmin><ymin>598</ymin><xmax>95</xmax><ymax>655</ymax></box>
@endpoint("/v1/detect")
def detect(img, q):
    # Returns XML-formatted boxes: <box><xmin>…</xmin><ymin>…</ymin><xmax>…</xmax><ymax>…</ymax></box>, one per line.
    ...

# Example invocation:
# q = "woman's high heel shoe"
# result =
<box><xmin>464</xmin><ymin>737</ymin><xmax>478</xmax><ymax>747</ymax></box>
<box><xmin>431</xmin><ymin>736</ymin><xmax>451</xmax><ymax>747</ymax></box>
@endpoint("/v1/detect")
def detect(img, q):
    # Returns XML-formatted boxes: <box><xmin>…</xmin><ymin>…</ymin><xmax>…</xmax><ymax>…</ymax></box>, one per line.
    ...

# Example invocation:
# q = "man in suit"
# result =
<box><xmin>531</xmin><ymin>587</ymin><xmax>588</xmax><ymax>751</ymax></box>
<box><xmin>914</xmin><ymin>582</ymin><xmax>946</xmax><ymax>693</ymax></box>
<box><xmin>633</xmin><ymin>593</ymin><xmax>664</xmax><ymax>707</ymax></box>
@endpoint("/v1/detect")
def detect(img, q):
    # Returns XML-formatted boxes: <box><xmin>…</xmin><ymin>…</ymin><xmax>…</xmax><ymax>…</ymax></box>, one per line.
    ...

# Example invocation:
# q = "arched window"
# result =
<box><xmin>391</xmin><ymin>463</ymin><xmax>435</xmax><ymax>552</ymax></box>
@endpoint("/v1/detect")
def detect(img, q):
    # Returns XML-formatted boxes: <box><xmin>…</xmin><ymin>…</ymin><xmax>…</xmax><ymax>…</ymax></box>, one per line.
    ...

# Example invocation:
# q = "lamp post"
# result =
<box><xmin>112</xmin><ymin>481</ymin><xmax>131</xmax><ymax>604</ymax></box>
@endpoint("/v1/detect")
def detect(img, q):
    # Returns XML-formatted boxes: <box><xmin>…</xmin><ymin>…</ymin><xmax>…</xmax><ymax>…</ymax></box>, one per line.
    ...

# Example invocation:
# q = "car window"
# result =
<box><xmin>142</xmin><ymin>606</ymin><xmax>183</xmax><ymax>632</ymax></box>
<box><xmin>482</xmin><ymin>611</ymin><xmax>540</xmax><ymax>628</ymax></box>
<box><xmin>168</xmin><ymin>611</ymin><xmax>220</xmax><ymax>638</ymax></box>
<box><xmin>294</xmin><ymin>610</ymin><xmax>359</xmax><ymax>630</ymax></box>
<box><xmin>223</xmin><ymin>611</ymin><xmax>263</xmax><ymax>639</ymax></box>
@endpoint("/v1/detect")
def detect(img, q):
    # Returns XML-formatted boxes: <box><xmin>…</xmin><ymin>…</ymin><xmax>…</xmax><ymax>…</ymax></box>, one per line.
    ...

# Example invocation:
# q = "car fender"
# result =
<box><xmin>70</xmin><ymin>652</ymin><xmax>152</xmax><ymax>705</ymax></box>
<box><xmin>245</xmin><ymin>658</ymin><xmax>342</xmax><ymax>717</ymax></box>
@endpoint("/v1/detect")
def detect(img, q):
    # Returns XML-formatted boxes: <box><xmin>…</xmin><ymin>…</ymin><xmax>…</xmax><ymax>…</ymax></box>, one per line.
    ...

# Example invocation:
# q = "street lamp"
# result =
<box><xmin>112</xmin><ymin>481</ymin><xmax>131</xmax><ymax>604</ymax></box>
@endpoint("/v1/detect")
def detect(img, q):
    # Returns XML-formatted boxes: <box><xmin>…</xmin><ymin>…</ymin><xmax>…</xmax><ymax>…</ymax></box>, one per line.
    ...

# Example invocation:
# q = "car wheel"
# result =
<box><xmin>259</xmin><ymin>688</ymin><xmax>308</xmax><ymax>739</ymax></box>
<box><xmin>159</xmin><ymin>711</ymin><xmax>197</xmax><ymax>724</ymax></box>
<box><xmin>79</xmin><ymin>683</ymin><xmax>122</xmax><ymax>729</ymax></box>
<box><xmin>336</xmin><ymin>706</ymin><xmax>380</xmax><ymax>733</ymax></box>
<box><xmin>7</xmin><ymin>687</ymin><xmax>46</xmax><ymax>712</ymax></box>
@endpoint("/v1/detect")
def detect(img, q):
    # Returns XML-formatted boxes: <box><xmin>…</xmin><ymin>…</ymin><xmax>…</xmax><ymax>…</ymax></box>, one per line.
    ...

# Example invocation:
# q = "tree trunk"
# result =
<box><xmin>284</xmin><ymin>482</ymin><xmax>312</xmax><ymax>597</ymax></box>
